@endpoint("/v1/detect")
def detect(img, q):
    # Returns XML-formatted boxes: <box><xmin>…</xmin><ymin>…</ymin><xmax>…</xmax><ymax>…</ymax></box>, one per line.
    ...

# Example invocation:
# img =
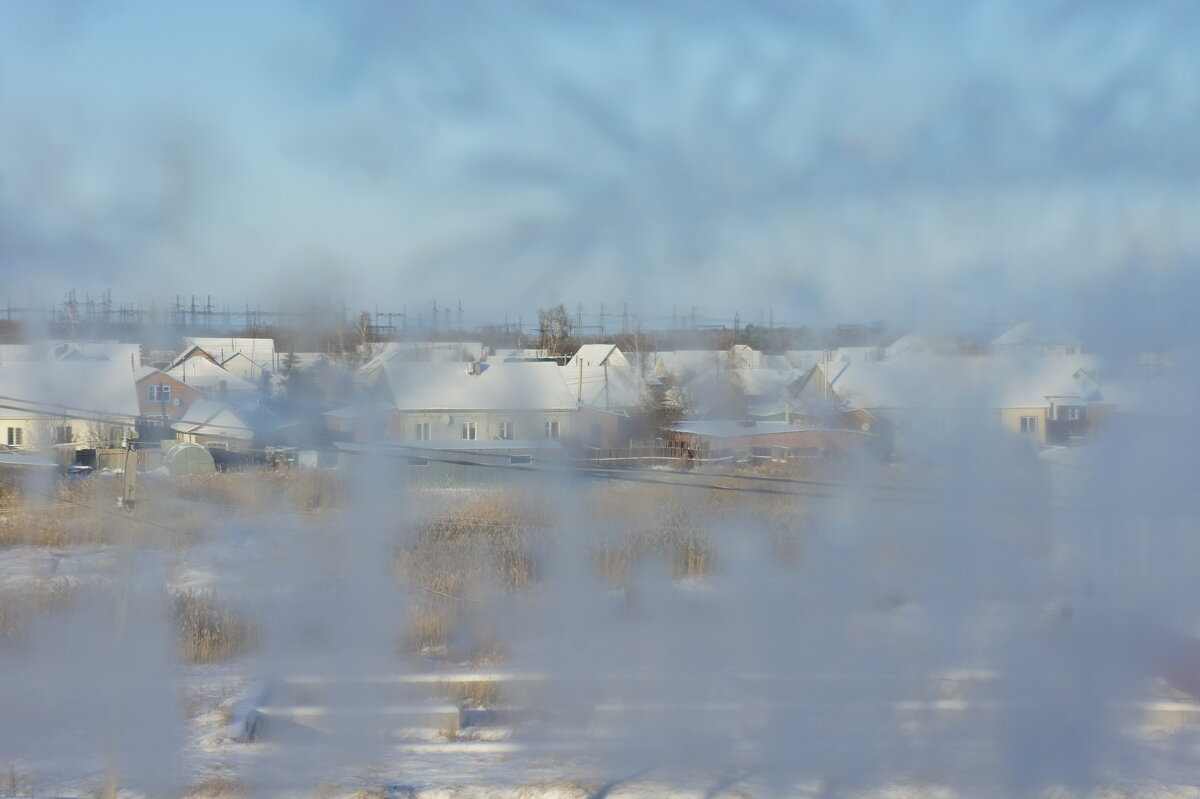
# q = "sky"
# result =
<box><xmin>1</xmin><ymin>0</ymin><xmax>1199</xmax><ymax>331</ymax></box>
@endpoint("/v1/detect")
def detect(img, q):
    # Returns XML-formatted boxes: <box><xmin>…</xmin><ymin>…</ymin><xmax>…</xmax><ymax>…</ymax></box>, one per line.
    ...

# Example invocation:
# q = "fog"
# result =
<box><xmin>2</xmin><ymin>1</ymin><xmax>1200</xmax><ymax>796</ymax></box>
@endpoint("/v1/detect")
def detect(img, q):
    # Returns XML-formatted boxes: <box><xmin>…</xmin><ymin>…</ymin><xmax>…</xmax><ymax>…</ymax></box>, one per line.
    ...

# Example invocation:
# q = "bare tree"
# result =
<box><xmin>538</xmin><ymin>304</ymin><xmax>576</xmax><ymax>359</ymax></box>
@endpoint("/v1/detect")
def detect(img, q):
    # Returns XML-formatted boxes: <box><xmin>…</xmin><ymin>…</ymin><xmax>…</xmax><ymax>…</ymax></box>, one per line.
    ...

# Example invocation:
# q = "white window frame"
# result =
<box><xmin>461</xmin><ymin>421</ymin><xmax>477</xmax><ymax>441</ymax></box>
<box><xmin>498</xmin><ymin>421</ymin><xmax>514</xmax><ymax>440</ymax></box>
<box><xmin>544</xmin><ymin>420</ymin><xmax>560</xmax><ymax>440</ymax></box>
<box><xmin>414</xmin><ymin>422</ymin><xmax>431</xmax><ymax>441</ymax></box>
<box><xmin>1020</xmin><ymin>415</ymin><xmax>1038</xmax><ymax>435</ymax></box>
<box><xmin>6</xmin><ymin>427</ymin><xmax>23</xmax><ymax>447</ymax></box>
<box><xmin>147</xmin><ymin>383</ymin><xmax>171</xmax><ymax>403</ymax></box>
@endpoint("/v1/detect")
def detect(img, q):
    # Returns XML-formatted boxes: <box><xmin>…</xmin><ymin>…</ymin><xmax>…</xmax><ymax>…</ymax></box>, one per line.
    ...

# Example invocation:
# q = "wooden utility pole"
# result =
<box><xmin>103</xmin><ymin>434</ymin><xmax>138</xmax><ymax>799</ymax></box>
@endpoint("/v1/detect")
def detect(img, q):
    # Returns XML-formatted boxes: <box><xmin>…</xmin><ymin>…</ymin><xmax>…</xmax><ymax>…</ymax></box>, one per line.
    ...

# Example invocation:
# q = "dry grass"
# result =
<box><xmin>179</xmin><ymin>774</ymin><xmax>246</xmax><ymax>799</ymax></box>
<box><xmin>0</xmin><ymin>576</ymin><xmax>78</xmax><ymax>645</ymax></box>
<box><xmin>171</xmin><ymin>590</ymin><xmax>255</xmax><ymax>664</ymax></box>
<box><xmin>163</xmin><ymin>470</ymin><xmax>344</xmax><ymax>515</ymax></box>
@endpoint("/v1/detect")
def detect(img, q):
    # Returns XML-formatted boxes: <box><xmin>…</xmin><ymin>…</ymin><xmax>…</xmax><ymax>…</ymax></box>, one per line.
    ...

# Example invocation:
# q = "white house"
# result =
<box><xmin>0</xmin><ymin>360</ymin><xmax>138</xmax><ymax>454</ymax></box>
<box><xmin>795</xmin><ymin>354</ymin><xmax>1103</xmax><ymax>450</ymax></box>
<box><xmin>381</xmin><ymin>360</ymin><xmax>578</xmax><ymax>443</ymax></box>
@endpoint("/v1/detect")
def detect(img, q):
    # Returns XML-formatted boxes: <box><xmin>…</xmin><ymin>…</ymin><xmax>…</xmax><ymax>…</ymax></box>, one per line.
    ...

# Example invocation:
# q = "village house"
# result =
<box><xmin>133</xmin><ymin>366</ymin><xmax>205</xmax><ymax>440</ymax></box>
<box><xmin>0</xmin><ymin>360</ymin><xmax>139</xmax><ymax>461</ymax></box>
<box><xmin>380</xmin><ymin>359</ymin><xmax>578</xmax><ymax>444</ymax></box>
<box><xmin>793</xmin><ymin>355</ymin><xmax>1103</xmax><ymax>455</ymax></box>
<box><xmin>170</xmin><ymin>399</ymin><xmax>254</xmax><ymax>451</ymax></box>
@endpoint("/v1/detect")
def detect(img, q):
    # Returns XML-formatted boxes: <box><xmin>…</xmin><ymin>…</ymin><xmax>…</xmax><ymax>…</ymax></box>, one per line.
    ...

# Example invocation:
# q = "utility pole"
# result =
<box><xmin>103</xmin><ymin>432</ymin><xmax>138</xmax><ymax>799</ymax></box>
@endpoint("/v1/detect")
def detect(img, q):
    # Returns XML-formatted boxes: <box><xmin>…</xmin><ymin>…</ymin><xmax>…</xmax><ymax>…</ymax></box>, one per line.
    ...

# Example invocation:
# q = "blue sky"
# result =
<box><xmin>1</xmin><ymin>1</ymin><xmax>1198</xmax><ymax>331</ymax></box>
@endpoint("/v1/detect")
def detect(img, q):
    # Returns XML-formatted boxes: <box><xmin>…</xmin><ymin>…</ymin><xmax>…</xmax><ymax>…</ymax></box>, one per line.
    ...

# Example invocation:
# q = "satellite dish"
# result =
<box><xmin>861</xmin><ymin>422</ymin><xmax>871</xmax><ymax>431</ymax></box>
<box><xmin>442</xmin><ymin>414</ymin><xmax>453</xmax><ymax>426</ymax></box>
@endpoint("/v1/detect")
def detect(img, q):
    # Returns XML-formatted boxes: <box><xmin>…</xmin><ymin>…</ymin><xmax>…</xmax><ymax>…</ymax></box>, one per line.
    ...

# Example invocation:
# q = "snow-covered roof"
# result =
<box><xmin>170</xmin><ymin>399</ymin><xmax>253</xmax><ymax>440</ymax></box>
<box><xmin>166</xmin><ymin>358</ymin><xmax>258</xmax><ymax>393</ymax></box>
<box><xmin>559</xmin><ymin>364</ymin><xmax>644</xmax><ymax>409</ymax></box>
<box><xmin>0</xmin><ymin>360</ymin><xmax>139</xmax><ymax>420</ymax></box>
<box><xmin>362</xmin><ymin>341</ymin><xmax>486</xmax><ymax>373</ymax></box>
<box><xmin>49</xmin><ymin>340</ymin><xmax>141</xmax><ymax>368</ymax></box>
<box><xmin>0</xmin><ymin>344</ymin><xmax>37</xmax><ymax>362</ymax></box>
<box><xmin>566</xmin><ymin>344</ymin><xmax>629</xmax><ymax>368</ymax></box>
<box><xmin>382</xmin><ymin>360</ymin><xmax>577</xmax><ymax>411</ymax></box>
<box><xmin>992</xmin><ymin>322</ymin><xmax>1081</xmax><ymax>349</ymax></box>
<box><xmin>322</xmin><ymin>402</ymin><xmax>393</xmax><ymax>420</ymax></box>
<box><xmin>0</xmin><ymin>341</ymin><xmax>140</xmax><ymax>368</ymax></box>
<box><xmin>818</xmin><ymin>355</ymin><xmax>1102</xmax><ymax>410</ymax></box>
<box><xmin>653</xmin><ymin>350</ymin><xmax>727</xmax><ymax>377</ymax></box>
<box><xmin>885</xmin><ymin>334</ymin><xmax>931</xmax><ymax>359</ymax></box>
<box><xmin>184</xmin><ymin>337</ymin><xmax>278</xmax><ymax>369</ymax></box>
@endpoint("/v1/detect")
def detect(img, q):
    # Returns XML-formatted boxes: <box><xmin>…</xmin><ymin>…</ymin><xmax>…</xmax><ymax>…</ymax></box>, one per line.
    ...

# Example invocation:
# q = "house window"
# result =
<box><xmin>510</xmin><ymin>455</ymin><xmax>532</xmax><ymax>465</ymax></box>
<box><xmin>1020</xmin><ymin>416</ymin><xmax>1038</xmax><ymax>436</ymax></box>
<box><xmin>147</xmin><ymin>383</ymin><xmax>171</xmax><ymax>403</ymax></box>
<box><xmin>461</xmin><ymin>421</ymin><xmax>477</xmax><ymax>440</ymax></box>
<box><xmin>544</xmin><ymin>420</ymin><xmax>560</xmax><ymax>440</ymax></box>
<box><xmin>1064</xmin><ymin>407</ymin><xmax>1083</xmax><ymax>421</ymax></box>
<box><xmin>53</xmin><ymin>425</ymin><xmax>73</xmax><ymax>444</ymax></box>
<box><xmin>498</xmin><ymin>421</ymin><xmax>514</xmax><ymax>440</ymax></box>
<box><xmin>6</xmin><ymin>427</ymin><xmax>23</xmax><ymax>447</ymax></box>
<box><xmin>414</xmin><ymin>422</ymin><xmax>431</xmax><ymax>441</ymax></box>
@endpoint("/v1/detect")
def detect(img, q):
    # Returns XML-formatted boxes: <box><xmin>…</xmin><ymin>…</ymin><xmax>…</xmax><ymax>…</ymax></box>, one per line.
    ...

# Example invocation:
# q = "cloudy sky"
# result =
<box><xmin>1</xmin><ymin>0</ymin><xmax>1198</xmax><ymax>331</ymax></box>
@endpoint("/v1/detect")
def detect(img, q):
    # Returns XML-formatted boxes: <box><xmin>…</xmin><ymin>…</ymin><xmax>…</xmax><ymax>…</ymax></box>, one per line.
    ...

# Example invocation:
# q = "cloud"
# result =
<box><xmin>1</xmin><ymin>0</ymin><xmax>1198</xmax><ymax>327</ymax></box>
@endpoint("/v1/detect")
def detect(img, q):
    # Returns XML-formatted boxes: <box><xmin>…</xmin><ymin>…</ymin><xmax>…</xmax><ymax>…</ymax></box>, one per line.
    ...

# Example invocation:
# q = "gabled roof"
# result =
<box><xmin>0</xmin><ymin>360</ymin><xmax>139</xmax><ymax>420</ymax></box>
<box><xmin>567</xmin><ymin>344</ymin><xmax>630</xmax><ymax>368</ymax></box>
<box><xmin>992</xmin><ymin>322</ymin><xmax>1081</xmax><ymax>349</ymax></box>
<box><xmin>817</xmin><ymin>355</ymin><xmax>1102</xmax><ymax>410</ymax></box>
<box><xmin>185</xmin><ymin>337</ymin><xmax>277</xmax><ymax>368</ymax></box>
<box><xmin>361</xmin><ymin>341</ymin><xmax>486</xmax><ymax>373</ymax></box>
<box><xmin>133</xmin><ymin>365</ymin><xmax>193</xmax><ymax>389</ymax></box>
<box><xmin>166</xmin><ymin>358</ymin><xmax>258</xmax><ymax>393</ymax></box>
<box><xmin>381</xmin><ymin>360</ymin><xmax>577</xmax><ymax>411</ymax></box>
<box><xmin>559</xmin><ymin>364</ymin><xmax>643</xmax><ymax>409</ymax></box>
<box><xmin>221</xmin><ymin>352</ymin><xmax>264</xmax><ymax>370</ymax></box>
<box><xmin>170</xmin><ymin>399</ymin><xmax>253</xmax><ymax>440</ymax></box>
